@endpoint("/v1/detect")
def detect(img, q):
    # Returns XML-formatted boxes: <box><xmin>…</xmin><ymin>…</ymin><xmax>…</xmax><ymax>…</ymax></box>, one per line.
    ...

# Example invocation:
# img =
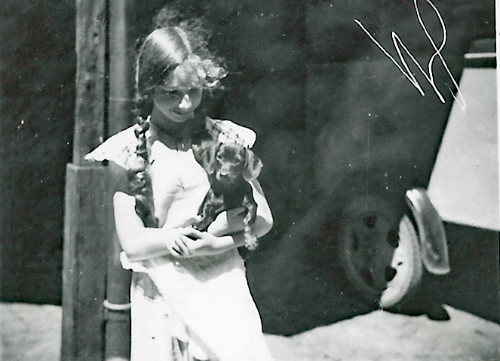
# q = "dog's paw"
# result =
<box><xmin>192</xmin><ymin>220</ymin><xmax>209</xmax><ymax>232</ymax></box>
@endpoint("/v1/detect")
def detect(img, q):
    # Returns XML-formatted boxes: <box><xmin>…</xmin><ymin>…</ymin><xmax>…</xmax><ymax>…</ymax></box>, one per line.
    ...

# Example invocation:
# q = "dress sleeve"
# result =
<box><xmin>206</xmin><ymin>118</ymin><xmax>257</xmax><ymax>148</ymax></box>
<box><xmin>84</xmin><ymin>126</ymin><xmax>138</xmax><ymax>170</ymax></box>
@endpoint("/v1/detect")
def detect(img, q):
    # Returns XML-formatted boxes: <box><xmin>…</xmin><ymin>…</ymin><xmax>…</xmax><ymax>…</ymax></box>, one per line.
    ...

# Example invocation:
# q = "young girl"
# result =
<box><xmin>86</xmin><ymin>8</ymin><xmax>275</xmax><ymax>361</ymax></box>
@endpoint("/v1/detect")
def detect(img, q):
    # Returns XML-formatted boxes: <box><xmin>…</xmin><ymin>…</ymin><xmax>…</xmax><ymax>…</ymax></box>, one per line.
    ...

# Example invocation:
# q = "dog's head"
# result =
<box><xmin>193</xmin><ymin>140</ymin><xmax>263</xmax><ymax>185</ymax></box>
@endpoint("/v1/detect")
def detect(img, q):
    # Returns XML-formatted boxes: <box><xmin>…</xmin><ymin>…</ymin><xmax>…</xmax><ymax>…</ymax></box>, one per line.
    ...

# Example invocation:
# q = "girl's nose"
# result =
<box><xmin>178</xmin><ymin>93</ymin><xmax>192</xmax><ymax>110</ymax></box>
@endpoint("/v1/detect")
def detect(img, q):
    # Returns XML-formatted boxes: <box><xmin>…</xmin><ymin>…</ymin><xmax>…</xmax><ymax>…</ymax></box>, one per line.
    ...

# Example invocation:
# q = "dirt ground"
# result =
<box><xmin>2</xmin><ymin>223</ymin><xmax>499</xmax><ymax>360</ymax></box>
<box><xmin>1</xmin><ymin>302</ymin><xmax>498</xmax><ymax>361</ymax></box>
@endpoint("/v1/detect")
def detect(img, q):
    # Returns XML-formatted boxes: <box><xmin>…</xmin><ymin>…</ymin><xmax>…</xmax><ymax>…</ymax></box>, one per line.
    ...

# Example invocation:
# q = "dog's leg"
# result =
<box><xmin>192</xmin><ymin>191</ymin><xmax>224</xmax><ymax>232</ymax></box>
<box><xmin>192</xmin><ymin>203</ymin><xmax>214</xmax><ymax>232</ymax></box>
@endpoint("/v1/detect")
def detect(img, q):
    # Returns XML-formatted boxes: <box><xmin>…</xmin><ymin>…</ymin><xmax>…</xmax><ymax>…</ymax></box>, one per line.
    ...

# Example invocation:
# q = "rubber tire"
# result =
<box><xmin>339</xmin><ymin>195</ymin><xmax>423</xmax><ymax>310</ymax></box>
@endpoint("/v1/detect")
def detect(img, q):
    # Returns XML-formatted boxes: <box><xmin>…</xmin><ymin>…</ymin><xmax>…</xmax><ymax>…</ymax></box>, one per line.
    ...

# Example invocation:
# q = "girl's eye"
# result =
<box><xmin>157</xmin><ymin>87</ymin><xmax>181</xmax><ymax>97</ymax></box>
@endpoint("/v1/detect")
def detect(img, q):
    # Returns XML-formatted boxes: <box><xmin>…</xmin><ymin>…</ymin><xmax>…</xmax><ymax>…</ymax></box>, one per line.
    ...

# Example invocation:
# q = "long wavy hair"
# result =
<box><xmin>129</xmin><ymin>7</ymin><xmax>227</xmax><ymax>227</ymax></box>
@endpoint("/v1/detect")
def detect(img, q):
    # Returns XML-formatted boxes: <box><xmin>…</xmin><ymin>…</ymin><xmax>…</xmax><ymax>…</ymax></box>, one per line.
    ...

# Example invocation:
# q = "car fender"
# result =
<box><xmin>405</xmin><ymin>188</ymin><xmax>451</xmax><ymax>275</ymax></box>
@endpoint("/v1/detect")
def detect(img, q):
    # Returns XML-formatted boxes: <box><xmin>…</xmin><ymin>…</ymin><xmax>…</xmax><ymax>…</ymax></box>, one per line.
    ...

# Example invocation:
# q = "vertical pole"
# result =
<box><xmin>105</xmin><ymin>1</ymin><xmax>136</xmax><ymax>360</ymax></box>
<box><xmin>108</xmin><ymin>0</ymin><xmax>136</xmax><ymax>135</ymax></box>
<box><xmin>62</xmin><ymin>165</ymin><xmax>109</xmax><ymax>361</ymax></box>
<box><xmin>72</xmin><ymin>0</ymin><xmax>108</xmax><ymax>163</ymax></box>
<box><xmin>62</xmin><ymin>1</ymin><xmax>108</xmax><ymax>360</ymax></box>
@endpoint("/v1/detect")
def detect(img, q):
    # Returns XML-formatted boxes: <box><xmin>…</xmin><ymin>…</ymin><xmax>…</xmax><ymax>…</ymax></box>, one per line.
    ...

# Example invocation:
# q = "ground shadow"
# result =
<box><xmin>249</xmin><ymin>218</ymin><xmax>499</xmax><ymax>336</ymax></box>
<box><xmin>395</xmin><ymin>223</ymin><xmax>499</xmax><ymax>324</ymax></box>
<box><xmin>247</xmin><ymin>209</ymin><xmax>379</xmax><ymax>336</ymax></box>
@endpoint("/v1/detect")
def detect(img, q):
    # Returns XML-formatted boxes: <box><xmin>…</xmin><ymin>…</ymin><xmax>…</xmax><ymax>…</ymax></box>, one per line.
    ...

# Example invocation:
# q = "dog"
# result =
<box><xmin>192</xmin><ymin>137</ymin><xmax>263</xmax><ymax>251</ymax></box>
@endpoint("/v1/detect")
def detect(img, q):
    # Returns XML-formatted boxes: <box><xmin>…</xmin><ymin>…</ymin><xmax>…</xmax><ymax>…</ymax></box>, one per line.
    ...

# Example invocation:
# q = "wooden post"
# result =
<box><xmin>72</xmin><ymin>0</ymin><xmax>107</xmax><ymax>163</ymax></box>
<box><xmin>62</xmin><ymin>165</ymin><xmax>109</xmax><ymax>361</ymax></box>
<box><xmin>108</xmin><ymin>0</ymin><xmax>136</xmax><ymax>135</ymax></box>
<box><xmin>62</xmin><ymin>1</ymin><xmax>108</xmax><ymax>360</ymax></box>
<box><xmin>104</xmin><ymin>1</ymin><xmax>136</xmax><ymax>360</ymax></box>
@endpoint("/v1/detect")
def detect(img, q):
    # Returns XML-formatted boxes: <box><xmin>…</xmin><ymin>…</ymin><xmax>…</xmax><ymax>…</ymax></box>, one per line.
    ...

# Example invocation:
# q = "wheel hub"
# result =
<box><xmin>346</xmin><ymin>212</ymin><xmax>399</xmax><ymax>292</ymax></box>
<box><xmin>340</xmin><ymin>196</ymin><xmax>422</xmax><ymax>309</ymax></box>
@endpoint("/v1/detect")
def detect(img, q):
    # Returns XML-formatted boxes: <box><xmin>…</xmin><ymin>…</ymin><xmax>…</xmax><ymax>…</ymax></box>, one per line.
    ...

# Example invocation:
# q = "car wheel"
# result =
<box><xmin>339</xmin><ymin>195</ymin><xmax>423</xmax><ymax>309</ymax></box>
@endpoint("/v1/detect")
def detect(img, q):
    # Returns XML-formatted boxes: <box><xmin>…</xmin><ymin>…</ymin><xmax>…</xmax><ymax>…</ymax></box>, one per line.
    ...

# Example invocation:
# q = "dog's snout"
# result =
<box><xmin>217</xmin><ymin>163</ymin><xmax>232</xmax><ymax>177</ymax></box>
<box><xmin>216</xmin><ymin>167</ymin><xmax>237</xmax><ymax>185</ymax></box>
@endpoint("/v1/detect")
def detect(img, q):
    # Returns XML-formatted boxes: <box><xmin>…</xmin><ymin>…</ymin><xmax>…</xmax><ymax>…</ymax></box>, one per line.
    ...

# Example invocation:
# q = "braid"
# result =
<box><xmin>128</xmin><ymin>116</ymin><xmax>159</xmax><ymax>228</ymax></box>
<box><xmin>134</xmin><ymin>116</ymin><xmax>150</xmax><ymax>161</ymax></box>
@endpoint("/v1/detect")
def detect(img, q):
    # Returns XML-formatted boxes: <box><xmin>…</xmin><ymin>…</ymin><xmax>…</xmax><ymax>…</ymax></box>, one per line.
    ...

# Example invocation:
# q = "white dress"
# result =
<box><xmin>86</xmin><ymin>119</ymin><xmax>274</xmax><ymax>361</ymax></box>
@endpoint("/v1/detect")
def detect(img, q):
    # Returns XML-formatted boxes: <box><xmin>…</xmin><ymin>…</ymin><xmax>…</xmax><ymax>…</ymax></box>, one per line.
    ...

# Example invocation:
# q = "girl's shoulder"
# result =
<box><xmin>205</xmin><ymin>117</ymin><xmax>257</xmax><ymax>148</ymax></box>
<box><xmin>84</xmin><ymin>126</ymin><xmax>138</xmax><ymax>169</ymax></box>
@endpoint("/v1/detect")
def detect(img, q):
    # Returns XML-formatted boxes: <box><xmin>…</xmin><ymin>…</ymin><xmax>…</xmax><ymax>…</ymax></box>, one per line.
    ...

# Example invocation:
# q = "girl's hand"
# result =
<box><xmin>180</xmin><ymin>228</ymin><xmax>226</xmax><ymax>257</ymax></box>
<box><xmin>163</xmin><ymin>228</ymin><xmax>196</xmax><ymax>258</ymax></box>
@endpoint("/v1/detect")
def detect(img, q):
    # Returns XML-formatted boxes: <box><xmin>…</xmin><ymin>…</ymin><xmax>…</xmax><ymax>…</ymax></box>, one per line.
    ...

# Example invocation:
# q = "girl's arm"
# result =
<box><xmin>114</xmin><ymin>190</ymin><xmax>241</xmax><ymax>260</ymax></box>
<box><xmin>184</xmin><ymin>179</ymin><xmax>273</xmax><ymax>257</ymax></box>
<box><xmin>113</xmin><ymin>191</ymin><xmax>193</xmax><ymax>262</ymax></box>
<box><xmin>114</xmin><ymin>178</ymin><xmax>273</xmax><ymax>260</ymax></box>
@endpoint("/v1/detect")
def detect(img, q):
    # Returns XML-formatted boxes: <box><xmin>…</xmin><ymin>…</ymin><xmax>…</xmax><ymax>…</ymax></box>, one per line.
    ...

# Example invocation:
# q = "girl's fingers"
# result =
<box><xmin>175</xmin><ymin>236</ymin><xmax>191</xmax><ymax>255</ymax></box>
<box><xmin>169</xmin><ymin>244</ymin><xmax>184</xmax><ymax>257</ymax></box>
<box><xmin>167</xmin><ymin>232</ymin><xmax>191</xmax><ymax>257</ymax></box>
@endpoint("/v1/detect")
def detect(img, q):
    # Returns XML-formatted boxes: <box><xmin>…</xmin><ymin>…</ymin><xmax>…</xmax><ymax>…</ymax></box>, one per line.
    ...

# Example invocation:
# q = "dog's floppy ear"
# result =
<box><xmin>243</xmin><ymin>148</ymin><xmax>263</xmax><ymax>181</ymax></box>
<box><xmin>193</xmin><ymin>139</ymin><xmax>218</xmax><ymax>174</ymax></box>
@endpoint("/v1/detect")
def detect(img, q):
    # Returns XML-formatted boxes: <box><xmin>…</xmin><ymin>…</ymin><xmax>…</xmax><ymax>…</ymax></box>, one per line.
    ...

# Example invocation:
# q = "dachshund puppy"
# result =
<box><xmin>192</xmin><ymin>138</ymin><xmax>263</xmax><ymax>251</ymax></box>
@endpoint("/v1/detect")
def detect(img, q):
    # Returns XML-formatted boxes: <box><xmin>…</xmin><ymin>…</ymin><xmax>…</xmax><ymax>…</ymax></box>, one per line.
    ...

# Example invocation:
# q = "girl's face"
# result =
<box><xmin>152</xmin><ymin>86</ymin><xmax>203</xmax><ymax>124</ymax></box>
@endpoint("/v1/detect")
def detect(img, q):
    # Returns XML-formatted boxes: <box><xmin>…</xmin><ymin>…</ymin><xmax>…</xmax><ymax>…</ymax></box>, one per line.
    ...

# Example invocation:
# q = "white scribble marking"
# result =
<box><xmin>355</xmin><ymin>0</ymin><xmax>466</xmax><ymax>110</ymax></box>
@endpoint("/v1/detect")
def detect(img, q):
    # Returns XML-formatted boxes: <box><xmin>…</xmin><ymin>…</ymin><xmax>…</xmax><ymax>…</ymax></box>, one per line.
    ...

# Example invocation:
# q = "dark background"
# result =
<box><xmin>0</xmin><ymin>0</ymin><xmax>496</xmax><ymax>335</ymax></box>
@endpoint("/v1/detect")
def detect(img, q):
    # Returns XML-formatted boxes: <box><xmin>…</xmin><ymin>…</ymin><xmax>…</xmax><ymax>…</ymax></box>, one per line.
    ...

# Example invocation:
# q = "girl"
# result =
<box><xmin>86</xmin><ymin>7</ymin><xmax>275</xmax><ymax>361</ymax></box>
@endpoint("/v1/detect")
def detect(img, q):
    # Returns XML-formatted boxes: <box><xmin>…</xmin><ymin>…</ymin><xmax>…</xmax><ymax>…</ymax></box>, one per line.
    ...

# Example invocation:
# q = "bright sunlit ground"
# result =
<box><xmin>1</xmin><ymin>302</ymin><xmax>499</xmax><ymax>361</ymax></box>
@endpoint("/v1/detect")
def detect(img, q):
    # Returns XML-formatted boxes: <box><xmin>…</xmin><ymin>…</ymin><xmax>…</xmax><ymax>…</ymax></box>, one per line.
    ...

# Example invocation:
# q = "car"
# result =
<box><xmin>262</xmin><ymin>39</ymin><xmax>495</xmax><ymax>311</ymax></box>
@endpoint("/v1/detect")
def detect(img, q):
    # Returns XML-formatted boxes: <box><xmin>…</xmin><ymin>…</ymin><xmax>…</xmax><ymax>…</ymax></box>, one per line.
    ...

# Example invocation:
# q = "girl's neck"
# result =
<box><xmin>149</xmin><ymin>108</ymin><xmax>194</xmax><ymax>151</ymax></box>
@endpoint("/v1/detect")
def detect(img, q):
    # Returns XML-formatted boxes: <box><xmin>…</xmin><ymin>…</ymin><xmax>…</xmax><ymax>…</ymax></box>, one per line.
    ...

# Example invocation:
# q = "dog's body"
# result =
<box><xmin>192</xmin><ymin>138</ymin><xmax>263</xmax><ymax>250</ymax></box>
<box><xmin>194</xmin><ymin>172</ymin><xmax>257</xmax><ymax>233</ymax></box>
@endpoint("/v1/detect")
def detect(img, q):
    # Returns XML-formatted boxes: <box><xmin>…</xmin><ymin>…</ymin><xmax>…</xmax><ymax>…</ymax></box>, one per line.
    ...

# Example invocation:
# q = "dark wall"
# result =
<box><xmin>1</xmin><ymin>1</ymin><xmax>76</xmax><ymax>303</ymax></box>
<box><xmin>0</xmin><ymin>0</ymin><xmax>495</xmax><ymax>330</ymax></box>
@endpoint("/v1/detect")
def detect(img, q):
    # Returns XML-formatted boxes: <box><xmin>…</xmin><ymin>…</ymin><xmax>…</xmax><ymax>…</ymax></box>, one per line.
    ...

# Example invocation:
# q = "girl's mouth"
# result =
<box><xmin>173</xmin><ymin>110</ymin><xmax>192</xmax><ymax>116</ymax></box>
<box><xmin>171</xmin><ymin>110</ymin><xmax>193</xmax><ymax>121</ymax></box>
